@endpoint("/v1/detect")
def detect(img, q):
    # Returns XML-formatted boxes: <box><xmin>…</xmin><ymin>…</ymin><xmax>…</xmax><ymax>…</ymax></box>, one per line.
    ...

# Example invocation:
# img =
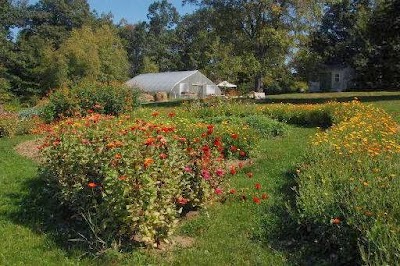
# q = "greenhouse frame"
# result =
<box><xmin>126</xmin><ymin>70</ymin><xmax>221</xmax><ymax>99</ymax></box>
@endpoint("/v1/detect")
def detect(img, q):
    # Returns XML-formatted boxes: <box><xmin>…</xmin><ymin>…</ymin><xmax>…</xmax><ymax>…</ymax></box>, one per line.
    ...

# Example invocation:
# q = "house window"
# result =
<box><xmin>334</xmin><ymin>73</ymin><xmax>340</xmax><ymax>83</ymax></box>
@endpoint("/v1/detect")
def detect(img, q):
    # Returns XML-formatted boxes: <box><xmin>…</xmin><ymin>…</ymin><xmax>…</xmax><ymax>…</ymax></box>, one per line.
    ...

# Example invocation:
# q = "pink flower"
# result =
<box><xmin>177</xmin><ymin>197</ymin><xmax>189</xmax><ymax>205</ymax></box>
<box><xmin>215</xmin><ymin>188</ymin><xmax>223</xmax><ymax>195</ymax></box>
<box><xmin>215</xmin><ymin>168</ymin><xmax>225</xmax><ymax>177</ymax></box>
<box><xmin>201</xmin><ymin>169</ymin><xmax>211</xmax><ymax>180</ymax></box>
<box><xmin>184</xmin><ymin>166</ymin><xmax>192</xmax><ymax>173</ymax></box>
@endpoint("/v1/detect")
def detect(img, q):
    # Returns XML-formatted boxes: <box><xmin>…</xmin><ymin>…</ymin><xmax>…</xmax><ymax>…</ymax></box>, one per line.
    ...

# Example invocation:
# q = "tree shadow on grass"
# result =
<box><xmin>4</xmin><ymin>174</ymin><xmax>141</xmax><ymax>260</ymax></box>
<box><xmin>256</xmin><ymin>170</ymin><xmax>361</xmax><ymax>265</ymax></box>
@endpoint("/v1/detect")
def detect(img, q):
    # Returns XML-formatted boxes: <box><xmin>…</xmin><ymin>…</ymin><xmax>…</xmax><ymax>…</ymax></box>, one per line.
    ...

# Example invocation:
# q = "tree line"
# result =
<box><xmin>0</xmin><ymin>0</ymin><xmax>399</xmax><ymax>103</ymax></box>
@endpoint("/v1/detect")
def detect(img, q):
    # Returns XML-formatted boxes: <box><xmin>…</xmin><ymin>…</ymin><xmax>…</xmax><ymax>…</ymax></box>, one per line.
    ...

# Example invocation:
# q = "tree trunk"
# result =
<box><xmin>254</xmin><ymin>73</ymin><xmax>263</xmax><ymax>92</ymax></box>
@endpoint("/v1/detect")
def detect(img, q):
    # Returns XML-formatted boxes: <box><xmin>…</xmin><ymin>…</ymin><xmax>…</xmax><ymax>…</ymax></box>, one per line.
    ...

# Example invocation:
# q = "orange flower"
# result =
<box><xmin>115</xmin><ymin>153</ymin><xmax>122</xmax><ymax>160</ymax></box>
<box><xmin>261</xmin><ymin>193</ymin><xmax>269</xmax><ymax>200</ymax></box>
<box><xmin>118</xmin><ymin>175</ymin><xmax>127</xmax><ymax>181</ymax></box>
<box><xmin>144</xmin><ymin>137</ymin><xmax>156</xmax><ymax>146</ymax></box>
<box><xmin>231</xmin><ymin>133</ymin><xmax>238</xmax><ymax>139</ymax></box>
<box><xmin>331</xmin><ymin>217</ymin><xmax>341</xmax><ymax>224</ymax></box>
<box><xmin>88</xmin><ymin>182</ymin><xmax>97</xmax><ymax>188</ymax></box>
<box><xmin>144</xmin><ymin>157</ymin><xmax>154</xmax><ymax>168</ymax></box>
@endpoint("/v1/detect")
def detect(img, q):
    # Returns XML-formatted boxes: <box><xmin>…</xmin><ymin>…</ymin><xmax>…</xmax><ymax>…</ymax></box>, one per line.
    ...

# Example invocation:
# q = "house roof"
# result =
<box><xmin>126</xmin><ymin>70</ymin><xmax>199</xmax><ymax>92</ymax></box>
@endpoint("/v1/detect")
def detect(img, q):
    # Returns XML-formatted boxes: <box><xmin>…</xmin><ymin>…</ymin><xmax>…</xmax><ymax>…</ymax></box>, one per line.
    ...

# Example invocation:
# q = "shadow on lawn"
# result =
<box><xmin>4</xmin><ymin>174</ymin><xmax>140</xmax><ymax>258</ymax></box>
<box><xmin>258</xmin><ymin>170</ymin><xmax>361</xmax><ymax>265</ymax></box>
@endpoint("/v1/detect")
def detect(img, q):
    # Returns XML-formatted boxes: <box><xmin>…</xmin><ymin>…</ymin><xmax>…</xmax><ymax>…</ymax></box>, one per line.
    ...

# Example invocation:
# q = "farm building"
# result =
<box><xmin>126</xmin><ymin>70</ymin><xmax>221</xmax><ymax>99</ymax></box>
<box><xmin>309</xmin><ymin>65</ymin><xmax>355</xmax><ymax>92</ymax></box>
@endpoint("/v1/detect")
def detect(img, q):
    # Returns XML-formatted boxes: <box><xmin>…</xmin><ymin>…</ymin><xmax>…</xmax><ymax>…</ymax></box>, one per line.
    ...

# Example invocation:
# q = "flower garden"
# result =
<box><xmin>1</xmin><ymin>93</ymin><xmax>399</xmax><ymax>265</ymax></box>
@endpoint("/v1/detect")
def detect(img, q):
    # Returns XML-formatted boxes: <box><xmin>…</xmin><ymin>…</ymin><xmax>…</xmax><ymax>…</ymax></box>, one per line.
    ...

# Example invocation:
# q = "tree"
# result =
<box><xmin>310</xmin><ymin>0</ymin><xmax>373</xmax><ymax>66</ymax></box>
<box><xmin>46</xmin><ymin>25</ymin><xmax>129</xmax><ymax>87</ymax></box>
<box><xmin>183</xmin><ymin>0</ymin><xmax>319</xmax><ymax>91</ymax></box>
<box><xmin>360</xmin><ymin>0</ymin><xmax>400</xmax><ymax>89</ymax></box>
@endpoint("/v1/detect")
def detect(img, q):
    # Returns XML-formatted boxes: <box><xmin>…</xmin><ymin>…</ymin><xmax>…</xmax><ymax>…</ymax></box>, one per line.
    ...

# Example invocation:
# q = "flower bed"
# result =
<box><xmin>40</xmin><ymin>113</ymin><xmax>256</xmax><ymax>247</ymax></box>
<box><xmin>295</xmin><ymin>101</ymin><xmax>400</xmax><ymax>264</ymax></box>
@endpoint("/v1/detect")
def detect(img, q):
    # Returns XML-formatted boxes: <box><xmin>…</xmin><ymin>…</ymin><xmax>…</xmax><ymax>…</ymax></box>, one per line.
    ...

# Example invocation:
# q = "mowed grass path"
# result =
<box><xmin>159</xmin><ymin>127</ymin><xmax>316</xmax><ymax>265</ymax></box>
<box><xmin>0</xmin><ymin>126</ymin><xmax>315</xmax><ymax>265</ymax></box>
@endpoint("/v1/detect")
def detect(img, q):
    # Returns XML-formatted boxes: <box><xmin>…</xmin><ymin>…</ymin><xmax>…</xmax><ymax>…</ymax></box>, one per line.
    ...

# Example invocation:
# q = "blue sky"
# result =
<box><xmin>28</xmin><ymin>0</ymin><xmax>197</xmax><ymax>24</ymax></box>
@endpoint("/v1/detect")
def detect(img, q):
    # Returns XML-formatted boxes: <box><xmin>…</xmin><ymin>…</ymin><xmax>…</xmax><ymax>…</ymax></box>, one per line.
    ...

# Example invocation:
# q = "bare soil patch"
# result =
<box><xmin>14</xmin><ymin>138</ymin><xmax>43</xmax><ymax>163</ymax></box>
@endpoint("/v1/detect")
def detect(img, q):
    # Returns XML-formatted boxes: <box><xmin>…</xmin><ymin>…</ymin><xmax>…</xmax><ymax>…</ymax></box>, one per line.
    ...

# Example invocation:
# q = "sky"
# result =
<box><xmin>28</xmin><ymin>0</ymin><xmax>198</xmax><ymax>24</ymax></box>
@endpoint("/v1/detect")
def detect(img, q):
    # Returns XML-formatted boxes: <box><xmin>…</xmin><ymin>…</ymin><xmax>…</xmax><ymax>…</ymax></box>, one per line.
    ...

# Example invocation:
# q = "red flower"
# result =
<box><xmin>215</xmin><ymin>188</ymin><xmax>223</xmax><ymax>195</ymax></box>
<box><xmin>331</xmin><ymin>217</ymin><xmax>341</xmax><ymax>225</ymax></box>
<box><xmin>119</xmin><ymin>175</ymin><xmax>127</xmax><ymax>181</ymax></box>
<box><xmin>230</xmin><ymin>145</ymin><xmax>238</xmax><ymax>152</ymax></box>
<box><xmin>168</xmin><ymin>112</ymin><xmax>176</xmax><ymax>118</ymax></box>
<box><xmin>255</xmin><ymin>183</ymin><xmax>261</xmax><ymax>190</ymax></box>
<box><xmin>246</xmin><ymin>172</ymin><xmax>253</xmax><ymax>178</ymax></box>
<box><xmin>253</xmin><ymin>196</ymin><xmax>261</xmax><ymax>204</ymax></box>
<box><xmin>231</xmin><ymin>133</ymin><xmax>238</xmax><ymax>139</ymax></box>
<box><xmin>88</xmin><ymin>182</ymin><xmax>97</xmax><ymax>188</ymax></box>
<box><xmin>239</xmin><ymin>151</ymin><xmax>246</xmax><ymax>157</ymax></box>
<box><xmin>207</xmin><ymin>124</ymin><xmax>214</xmax><ymax>135</ymax></box>
<box><xmin>177</xmin><ymin>197</ymin><xmax>189</xmax><ymax>205</ymax></box>
<box><xmin>229</xmin><ymin>189</ymin><xmax>236</xmax><ymax>194</ymax></box>
<box><xmin>230</xmin><ymin>166</ymin><xmax>237</xmax><ymax>175</ymax></box>
<box><xmin>159</xmin><ymin>153</ymin><xmax>168</xmax><ymax>159</ymax></box>
<box><xmin>214</xmin><ymin>137</ymin><xmax>223</xmax><ymax>147</ymax></box>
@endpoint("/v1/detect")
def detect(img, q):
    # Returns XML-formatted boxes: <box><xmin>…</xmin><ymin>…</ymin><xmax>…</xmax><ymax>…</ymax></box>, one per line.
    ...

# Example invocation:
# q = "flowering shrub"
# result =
<box><xmin>42</xmin><ymin>82</ymin><xmax>139</xmax><ymax>122</ymax></box>
<box><xmin>295</xmin><ymin>101</ymin><xmax>400</xmax><ymax>264</ymax></box>
<box><xmin>40</xmin><ymin>113</ymin><xmax>245</xmax><ymax>247</ymax></box>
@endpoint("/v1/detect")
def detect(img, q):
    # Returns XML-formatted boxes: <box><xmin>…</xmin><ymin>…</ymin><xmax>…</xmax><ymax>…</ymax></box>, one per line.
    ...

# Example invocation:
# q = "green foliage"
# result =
<box><xmin>45</xmin><ymin>25</ymin><xmax>129</xmax><ymax>87</ymax></box>
<box><xmin>43</xmin><ymin>82</ymin><xmax>139</xmax><ymax>122</ymax></box>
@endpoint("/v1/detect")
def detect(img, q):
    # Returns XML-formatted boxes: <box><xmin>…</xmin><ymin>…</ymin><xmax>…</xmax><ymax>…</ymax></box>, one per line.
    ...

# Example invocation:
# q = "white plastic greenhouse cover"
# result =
<box><xmin>126</xmin><ymin>70</ymin><xmax>199</xmax><ymax>92</ymax></box>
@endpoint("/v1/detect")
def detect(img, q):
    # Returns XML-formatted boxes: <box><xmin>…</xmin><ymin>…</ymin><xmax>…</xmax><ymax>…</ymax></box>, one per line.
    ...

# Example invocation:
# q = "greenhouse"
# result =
<box><xmin>126</xmin><ymin>70</ymin><xmax>221</xmax><ymax>99</ymax></box>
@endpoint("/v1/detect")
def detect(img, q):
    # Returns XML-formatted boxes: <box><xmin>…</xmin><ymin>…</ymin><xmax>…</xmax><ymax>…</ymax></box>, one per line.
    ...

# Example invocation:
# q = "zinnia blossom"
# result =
<box><xmin>201</xmin><ymin>169</ymin><xmax>211</xmax><ymax>180</ymax></box>
<box><xmin>253</xmin><ymin>197</ymin><xmax>261</xmax><ymax>204</ymax></box>
<box><xmin>255</xmin><ymin>183</ymin><xmax>261</xmax><ymax>190</ymax></box>
<box><xmin>177</xmin><ymin>197</ymin><xmax>189</xmax><ymax>205</ymax></box>
<box><xmin>215</xmin><ymin>188</ymin><xmax>223</xmax><ymax>195</ymax></box>
<box><xmin>88</xmin><ymin>182</ymin><xmax>97</xmax><ymax>188</ymax></box>
<box><xmin>144</xmin><ymin>157</ymin><xmax>154</xmax><ymax>168</ymax></box>
<box><xmin>246</xmin><ymin>172</ymin><xmax>253</xmax><ymax>178</ymax></box>
<box><xmin>215</xmin><ymin>168</ymin><xmax>225</xmax><ymax>177</ymax></box>
<box><xmin>159</xmin><ymin>153</ymin><xmax>168</xmax><ymax>159</ymax></box>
